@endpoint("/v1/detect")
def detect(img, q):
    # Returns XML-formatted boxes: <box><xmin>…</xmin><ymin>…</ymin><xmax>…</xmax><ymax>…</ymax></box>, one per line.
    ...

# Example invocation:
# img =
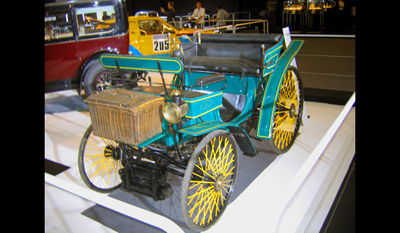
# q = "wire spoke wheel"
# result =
<box><xmin>78</xmin><ymin>125</ymin><xmax>122</xmax><ymax>192</ymax></box>
<box><xmin>181</xmin><ymin>130</ymin><xmax>238</xmax><ymax>231</ymax></box>
<box><xmin>269</xmin><ymin>66</ymin><xmax>304</xmax><ymax>154</ymax></box>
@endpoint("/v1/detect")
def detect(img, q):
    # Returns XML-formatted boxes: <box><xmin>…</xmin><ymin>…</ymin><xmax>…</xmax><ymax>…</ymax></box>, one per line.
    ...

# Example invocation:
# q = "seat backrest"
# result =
<box><xmin>179</xmin><ymin>33</ymin><xmax>283</xmax><ymax>61</ymax></box>
<box><xmin>198</xmin><ymin>42</ymin><xmax>262</xmax><ymax>60</ymax></box>
<box><xmin>198</xmin><ymin>33</ymin><xmax>283</xmax><ymax>44</ymax></box>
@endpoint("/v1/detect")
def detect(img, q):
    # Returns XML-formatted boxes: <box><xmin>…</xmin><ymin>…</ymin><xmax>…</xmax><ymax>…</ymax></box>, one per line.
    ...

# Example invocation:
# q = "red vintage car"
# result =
<box><xmin>45</xmin><ymin>0</ymin><xmax>130</xmax><ymax>96</ymax></box>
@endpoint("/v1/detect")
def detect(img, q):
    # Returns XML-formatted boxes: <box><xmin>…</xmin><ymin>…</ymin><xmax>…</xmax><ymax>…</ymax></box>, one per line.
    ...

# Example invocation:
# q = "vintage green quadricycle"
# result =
<box><xmin>78</xmin><ymin>33</ymin><xmax>304</xmax><ymax>231</ymax></box>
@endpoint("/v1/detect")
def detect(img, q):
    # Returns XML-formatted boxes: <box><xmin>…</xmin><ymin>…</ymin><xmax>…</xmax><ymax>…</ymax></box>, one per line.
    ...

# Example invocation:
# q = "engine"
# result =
<box><xmin>118</xmin><ymin>145</ymin><xmax>173</xmax><ymax>201</ymax></box>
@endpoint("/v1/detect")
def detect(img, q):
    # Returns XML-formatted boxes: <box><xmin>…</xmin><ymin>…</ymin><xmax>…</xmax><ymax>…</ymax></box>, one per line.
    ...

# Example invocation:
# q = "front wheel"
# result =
<box><xmin>181</xmin><ymin>130</ymin><xmax>238</xmax><ymax>231</ymax></box>
<box><xmin>78</xmin><ymin>125</ymin><xmax>122</xmax><ymax>193</ymax></box>
<box><xmin>268</xmin><ymin>66</ymin><xmax>304</xmax><ymax>154</ymax></box>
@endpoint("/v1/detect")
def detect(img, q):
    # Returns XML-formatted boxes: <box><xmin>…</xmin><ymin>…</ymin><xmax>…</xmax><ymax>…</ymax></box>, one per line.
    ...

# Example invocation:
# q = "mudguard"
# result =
<box><xmin>256</xmin><ymin>40</ymin><xmax>304</xmax><ymax>139</ymax></box>
<box><xmin>99</xmin><ymin>54</ymin><xmax>183</xmax><ymax>74</ymax></box>
<box><xmin>227</xmin><ymin>126</ymin><xmax>257</xmax><ymax>157</ymax></box>
<box><xmin>178</xmin><ymin>121</ymin><xmax>257</xmax><ymax>157</ymax></box>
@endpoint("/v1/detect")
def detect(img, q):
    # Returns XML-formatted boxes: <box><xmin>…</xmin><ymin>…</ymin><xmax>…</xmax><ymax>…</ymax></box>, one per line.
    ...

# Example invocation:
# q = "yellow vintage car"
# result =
<box><xmin>128</xmin><ymin>16</ymin><xmax>215</xmax><ymax>56</ymax></box>
<box><xmin>92</xmin><ymin>16</ymin><xmax>215</xmax><ymax>56</ymax></box>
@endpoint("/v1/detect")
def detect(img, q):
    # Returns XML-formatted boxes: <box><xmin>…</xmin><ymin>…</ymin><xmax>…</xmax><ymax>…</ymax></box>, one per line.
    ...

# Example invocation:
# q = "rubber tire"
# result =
<box><xmin>181</xmin><ymin>130</ymin><xmax>238</xmax><ymax>231</ymax></box>
<box><xmin>78</xmin><ymin>124</ymin><xmax>122</xmax><ymax>193</ymax></box>
<box><xmin>83</xmin><ymin>59</ymin><xmax>108</xmax><ymax>98</ymax></box>
<box><xmin>267</xmin><ymin>66</ymin><xmax>304</xmax><ymax>154</ymax></box>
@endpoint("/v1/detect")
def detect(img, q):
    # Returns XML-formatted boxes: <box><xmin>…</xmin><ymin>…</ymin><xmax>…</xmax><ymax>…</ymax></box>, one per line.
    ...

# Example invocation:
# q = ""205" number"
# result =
<box><xmin>153</xmin><ymin>39</ymin><xmax>169</xmax><ymax>52</ymax></box>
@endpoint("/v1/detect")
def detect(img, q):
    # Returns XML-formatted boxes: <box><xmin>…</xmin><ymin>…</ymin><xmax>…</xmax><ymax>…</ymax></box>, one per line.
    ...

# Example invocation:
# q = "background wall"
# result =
<box><xmin>47</xmin><ymin>0</ymin><xmax>355</xmax><ymax>33</ymax></box>
<box><xmin>126</xmin><ymin>0</ymin><xmax>267</xmax><ymax>18</ymax></box>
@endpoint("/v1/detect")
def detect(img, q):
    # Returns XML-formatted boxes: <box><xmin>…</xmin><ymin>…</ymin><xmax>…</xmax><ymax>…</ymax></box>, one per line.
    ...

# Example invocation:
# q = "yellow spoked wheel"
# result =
<box><xmin>78</xmin><ymin>125</ymin><xmax>122</xmax><ymax>193</ymax></box>
<box><xmin>269</xmin><ymin>66</ymin><xmax>303</xmax><ymax>154</ymax></box>
<box><xmin>181</xmin><ymin>130</ymin><xmax>238</xmax><ymax>231</ymax></box>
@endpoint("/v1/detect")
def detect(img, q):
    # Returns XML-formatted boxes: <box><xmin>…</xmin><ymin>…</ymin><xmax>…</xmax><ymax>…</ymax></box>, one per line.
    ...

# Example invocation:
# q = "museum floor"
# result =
<box><xmin>45</xmin><ymin>36</ymin><xmax>355</xmax><ymax>232</ymax></box>
<box><xmin>45</xmin><ymin>91</ymin><xmax>354</xmax><ymax>232</ymax></box>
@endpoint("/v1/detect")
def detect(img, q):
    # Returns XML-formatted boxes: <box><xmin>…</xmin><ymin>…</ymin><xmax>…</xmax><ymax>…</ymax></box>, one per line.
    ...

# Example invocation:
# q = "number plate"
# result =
<box><xmin>153</xmin><ymin>34</ymin><xmax>169</xmax><ymax>52</ymax></box>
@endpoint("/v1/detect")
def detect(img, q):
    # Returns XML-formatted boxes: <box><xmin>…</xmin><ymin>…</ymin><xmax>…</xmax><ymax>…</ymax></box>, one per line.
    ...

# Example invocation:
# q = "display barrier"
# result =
<box><xmin>291</xmin><ymin>34</ymin><xmax>355</xmax><ymax>38</ymax></box>
<box><xmin>263</xmin><ymin>91</ymin><xmax>355</xmax><ymax>232</ymax></box>
<box><xmin>161</xmin><ymin>13</ymin><xmax>268</xmax><ymax>34</ymax></box>
<box><xmin>161</xmin><ymin>11</ymin><xmax>252</xmax><ymax>29</ymax></box>
<box><xmin>190</xmin><ymin>19</ymin><xmax>269</xmax><ymax>35</ymax></box>
<box><xmin>44</xmin><ymin>173</ymin><xmax>184</xmax><ymax>233</ymax></box>
<box><xmin>45</xmin><ymin>92</ymin><xmax>355</xmax><ymax>232</ymax></box>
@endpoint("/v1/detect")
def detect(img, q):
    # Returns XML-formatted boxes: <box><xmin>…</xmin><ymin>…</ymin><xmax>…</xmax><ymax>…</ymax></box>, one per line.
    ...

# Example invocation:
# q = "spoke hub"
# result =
<box><xmin>289</xmin><ymin>103</ymin><xmax>296</xmax><ymax>118</ymax></box>
<box><xmin>104</xmin><ymin>145</ymin><xmax>120</xmax><ymax>160</ymax></box>
<box><xmin>214</xmin><ymin>175</ymin><xmax>224</xmax><ymax>192</ymax></box>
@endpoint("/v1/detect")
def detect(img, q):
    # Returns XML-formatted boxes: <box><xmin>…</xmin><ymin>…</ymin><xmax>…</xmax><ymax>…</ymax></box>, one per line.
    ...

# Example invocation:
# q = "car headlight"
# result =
<box><xmin>162</xmin><ymin>100</ymin><xmax>188</xmax><ymax>124</ymax></box>
<box><xmin>171</xmin><ymin>42</ymin><xmax>182</xmax><ymax>51</ymax></box>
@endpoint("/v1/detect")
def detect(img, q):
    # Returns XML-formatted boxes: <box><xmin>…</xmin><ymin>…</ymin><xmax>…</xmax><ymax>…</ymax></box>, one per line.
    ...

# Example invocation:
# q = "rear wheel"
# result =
<box><xmin>268</xmin><ymin>66</ymin><xmax>304</xmax><ymax>154</ymax></box>
<box><xmin>181</xmin><ymin>130</ymin><xmax>238</xmax><ymax>231</ymax></box>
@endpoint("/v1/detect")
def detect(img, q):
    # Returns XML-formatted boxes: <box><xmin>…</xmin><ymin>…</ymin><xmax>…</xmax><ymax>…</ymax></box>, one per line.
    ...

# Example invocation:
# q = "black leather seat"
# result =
<box><xmin>197</xmin><ymin>33</ymin><xmax>283</xmax><ymax>44</ymax></box>
<box><xmin>184</xmin><ymin>56</ymin><xmax>261</xmax><ymax>76</ymax></box>
<box><xmin>175</xmin><ymin>33</ymin><xmax>283</xmax><ymax>77</ymax></box>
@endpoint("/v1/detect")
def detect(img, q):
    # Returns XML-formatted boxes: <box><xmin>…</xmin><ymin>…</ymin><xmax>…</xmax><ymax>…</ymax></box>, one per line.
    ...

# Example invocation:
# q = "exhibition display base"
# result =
<box><xmin>45</xmin><ymin>89</ymin><xmax>355</xmax><ymax>233</ymax></box>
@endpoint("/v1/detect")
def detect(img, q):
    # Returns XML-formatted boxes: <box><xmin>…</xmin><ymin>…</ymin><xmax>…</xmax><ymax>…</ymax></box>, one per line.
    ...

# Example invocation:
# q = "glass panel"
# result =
<box><xmin>138</xmin><ymin>20</ymin><xmax>175</xmax><ymax>35</ymax></box>
<box><xmin>76</xmin><ymin>5</ymin><xmax>116</xmax><ymax>37</ymax></box>
<box><xmin>45</xmin><ymin>10</ymin><xmax>74</xmax><ymax>42</ymax></box>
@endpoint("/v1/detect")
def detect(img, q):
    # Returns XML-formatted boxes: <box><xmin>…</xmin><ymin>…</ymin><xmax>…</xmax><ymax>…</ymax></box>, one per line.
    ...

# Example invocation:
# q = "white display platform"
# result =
<box><xmin>45</xmin><ymin>89</ymin><xmax>355</xmax><ymax>233</ymax></box>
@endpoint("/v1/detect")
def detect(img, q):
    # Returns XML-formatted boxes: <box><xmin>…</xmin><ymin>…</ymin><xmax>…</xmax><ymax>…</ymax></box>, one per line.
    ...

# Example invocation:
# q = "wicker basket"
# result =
<box><xmin>84</xmin><ymin>89</ymin><xmax>165</xmax><ymax>146</ymax></box>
